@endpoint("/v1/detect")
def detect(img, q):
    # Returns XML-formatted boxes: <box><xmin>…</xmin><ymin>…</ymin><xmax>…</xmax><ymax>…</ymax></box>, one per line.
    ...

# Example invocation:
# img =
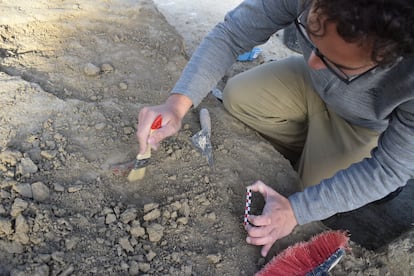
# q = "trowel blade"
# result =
<box><xmin>191</xmin><ymin>129</ymin><xmax>214</xmax><ymax>167</ymax></box>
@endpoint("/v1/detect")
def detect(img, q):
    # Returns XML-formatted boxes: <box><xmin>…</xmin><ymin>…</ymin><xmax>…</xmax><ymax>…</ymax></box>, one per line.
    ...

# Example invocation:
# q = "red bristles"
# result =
<box><xmin>256</xmin><ymin>230</ymin><xmax>350</xmax><ymax>276</ymax></box>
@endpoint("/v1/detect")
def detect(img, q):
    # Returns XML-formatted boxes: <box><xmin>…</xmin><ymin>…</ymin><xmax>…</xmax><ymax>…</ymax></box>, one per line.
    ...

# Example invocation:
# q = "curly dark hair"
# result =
<box><xmin>305</xmin><ymin>0</ymin><xmax>414</xmax><ymax>66</ymax></box>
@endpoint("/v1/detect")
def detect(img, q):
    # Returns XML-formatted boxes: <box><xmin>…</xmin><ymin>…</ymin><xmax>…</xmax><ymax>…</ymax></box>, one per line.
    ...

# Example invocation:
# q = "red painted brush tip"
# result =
<box><xmin>256</xmin><ymin>230</ymin><xmax>350</xmax><ymax>276</ymax></box>
<box><xmin>151</xmin><ymin>114</ymin><xmax>162</xmax><ymax>130</ymax></box>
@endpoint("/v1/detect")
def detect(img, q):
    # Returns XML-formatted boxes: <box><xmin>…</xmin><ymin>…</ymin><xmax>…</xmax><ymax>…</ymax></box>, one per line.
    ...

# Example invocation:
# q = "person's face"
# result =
<box><xmin>297</xmin><ymin>7</ymin><xmax>377</xmax><ymax>83</ymax></box>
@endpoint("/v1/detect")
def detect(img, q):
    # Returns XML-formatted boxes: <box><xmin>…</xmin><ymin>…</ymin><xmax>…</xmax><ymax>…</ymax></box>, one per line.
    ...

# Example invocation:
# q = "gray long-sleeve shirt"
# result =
<box><xmin>171</xmin><ymin>0</ymin><xmax>414</xmax><ymax>225</ymax></box>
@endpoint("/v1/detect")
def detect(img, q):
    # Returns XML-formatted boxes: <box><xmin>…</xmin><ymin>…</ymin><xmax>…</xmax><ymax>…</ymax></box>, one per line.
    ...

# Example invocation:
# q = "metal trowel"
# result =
<box><xmin>191</xmin><ymin>108</ymin><xmax>214</xmax><ymax>167</ymax></box>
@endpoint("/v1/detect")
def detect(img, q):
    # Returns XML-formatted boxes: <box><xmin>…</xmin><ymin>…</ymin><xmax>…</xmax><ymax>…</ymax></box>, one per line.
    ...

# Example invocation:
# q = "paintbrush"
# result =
<box><xmin>127</xmin><ymin>114</ymin><xmax>162</xmax><ymax>182</ymax></box>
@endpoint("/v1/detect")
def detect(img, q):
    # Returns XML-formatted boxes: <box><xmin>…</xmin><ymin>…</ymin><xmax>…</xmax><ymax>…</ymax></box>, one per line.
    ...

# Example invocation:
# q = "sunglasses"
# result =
<box><xmin>294</xmin><ymin>11</ymin><xmax>377</xmax><ymax>84</ymax></box>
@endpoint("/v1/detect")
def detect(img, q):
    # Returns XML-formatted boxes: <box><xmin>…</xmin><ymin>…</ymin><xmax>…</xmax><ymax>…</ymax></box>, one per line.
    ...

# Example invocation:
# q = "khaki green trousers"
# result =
<box><xmin>223</xmin><ymin>56</ymin><xmax>379</xmax><ymax>188</ymax></box>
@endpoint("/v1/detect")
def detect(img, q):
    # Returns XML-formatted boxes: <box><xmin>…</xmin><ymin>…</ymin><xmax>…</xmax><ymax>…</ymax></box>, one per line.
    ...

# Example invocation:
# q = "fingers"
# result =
<box><xmin>136</xmin><ymin>106</ymin><xmax>182</xmax><ymax>154</ymax></box>
<box><xmin>136</xmin><ymin>94</ymin><xmax>192</xmax><ymax>154</ymax></box>
<box><xmin>245</xmin><ymin>229</ymin><xmax>276</xmax><ymax>257</ymax></box>
<box><xmin>247</xmin><ymin>180</ymin><xmax>276</xmax><ymax>198</ymax></box>
<box><xmin>261</xmin><ymin>244</ymin><xmax>272</xmax><ymax>257</ymax></box>
<box><xmin>244</xmin><ymin>180</ymin><xmax>298</xmax><ymax>257</ymax></box>
<box><xmin>246</xmin><ymin>234</ymin><xmax>274</xmax><ymax>247</ymax></box>
<box><xmin>136</xmin><ymin>107</ymin><xmax>157</xmax><ymax>153</ymax></box>
<box><xmin>247</xmin><ymin>214</ymin><xmax>271</xmax><ymax>227</ymax></box>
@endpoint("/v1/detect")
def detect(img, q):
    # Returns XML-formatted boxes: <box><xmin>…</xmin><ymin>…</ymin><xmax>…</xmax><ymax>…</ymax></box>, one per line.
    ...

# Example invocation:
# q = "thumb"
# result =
<box><xmin>261</xmin><ymin>244</ymin><xmax>272</xmax><ymax>257</ymax></box>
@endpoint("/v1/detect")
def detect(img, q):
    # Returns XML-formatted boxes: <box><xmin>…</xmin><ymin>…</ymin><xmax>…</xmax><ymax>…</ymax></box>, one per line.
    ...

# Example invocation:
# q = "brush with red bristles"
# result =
<box><xmin>256</xmin><ymin>230</ymin><xmax>350</xmax><ymax>276</ymax></box>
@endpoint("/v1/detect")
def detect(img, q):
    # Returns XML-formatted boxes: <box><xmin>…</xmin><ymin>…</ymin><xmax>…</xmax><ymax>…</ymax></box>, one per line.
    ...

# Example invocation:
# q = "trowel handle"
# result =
<box><xmin>199</xmin><ymin>108</ymin><xmax>211</xmax><ymax>135</ymax></box>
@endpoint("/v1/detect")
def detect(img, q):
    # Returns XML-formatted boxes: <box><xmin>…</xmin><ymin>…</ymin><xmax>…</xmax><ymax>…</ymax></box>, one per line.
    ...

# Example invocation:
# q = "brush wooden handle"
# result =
<box><xmin>136</xmin><ymin>144</ymin><xmax>152</xmax><ymax>160</ymax></box>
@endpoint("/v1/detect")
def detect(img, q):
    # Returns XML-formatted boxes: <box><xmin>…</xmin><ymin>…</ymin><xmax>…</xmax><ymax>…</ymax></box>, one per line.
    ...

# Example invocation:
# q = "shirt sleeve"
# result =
<box><xmin>170</xmin><ymin>0</ymin><xmax>299</xmax><ymax>107</ymax></box>
<box><xmin>289</xmin><ymin>103</ymin><xmax>414</xmax><ymax>225</ymax></box>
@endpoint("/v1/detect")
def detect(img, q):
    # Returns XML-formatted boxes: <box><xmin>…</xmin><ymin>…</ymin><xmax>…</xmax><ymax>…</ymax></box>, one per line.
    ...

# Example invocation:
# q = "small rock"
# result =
<box><xmin>143</xmin><ymin>209</ymin><xmax>161</xmax><ymax>222</ymax></box>
<box><xmin>119</xmin><ymin>82</ymin><xmax>128</xmax><ymax>90</ymax></box>
<box><xmin>120</xmin><ymin>208</ymin><xmax>137</xmax><ymax>224</ymax></box>
<box><xmin>170</xmin><ymin>201</ymin><xmax>181</xmax><ymax>210</ymax></box>
<box><xmin>96</xmin><ymin>238</ymin><xmax>105</xmax><ymax>244</ymax></box>
<box><xmin>95</xmin><ymin>123</ymin><xmax>106</xmax><ymax>131</ymax></box>
<box><xmin>40</xmin><ymin>150</ymin><xmax>57</xmax><ymax>160</ymax></box>
<box><xmin>17</xmin><ymin>157</ymin><xmax>38</xmax><ymax>176</ymax></box>
<box><xmin>14</xmin><ymin>214</ymin><xmax>30</xmax><ymax>244</ymax></box>
<box><xmin>179</xmin><ymin>202</ymin><xmax>190</xmax><ymax>217</ymax></box>
<box><xmin>101</xmin><ymin>63</ymin><xmax>114</xmax><ymax>73</ymax></box>
<box><xmin>162</xmin><ymin>210</ymin><xmax>171</xmax><ymax>219</ymax></box>
<box><xmin>67</xmin><ymin>185</ymin><xmax>82</xmax><ymax>193</ymax></box>
<box><xmin>0</xmin><ymin>180</ymin><xmax>14</xmax><ymax>189</ymax></box>
<box><xmin>102</xmin><ymin>207</ymin><xmax>113</xmax><ymax>215</ymax></box>
<box><xmin>84</xmin><ymin>63</ymin><xmax>100</xmax><ymax>76</ymax></box>
<box><xmin>0</xmin><ymin>190</ymin><xmax>11</xmax><ymax>199</ymax></box>
<box><xmin>10</xmin><ymin>198</ymin><xmax>29</xmax><ymax>217</ymax></box>
<box><xmin>129</xmin><ymin>237</ymin><xmax>138</xmax><ymax>247</ymax></box>
<box><xmin>143</xmin><ymin>203</ymin><xmax>159</xmax><ymax>213</ymax></box>
<box><xmin>170</xmin><ymin>252</ymin><xmax>182</xmax><ymax>263</ymax></box>
<box><xmin>205</xmin><ymin>212</ymin><xmax>217</xmax><ymax>220</ymax></box>
<box><xmin>146</xmin><ymin>223</ymin><xmax>164</xmax><ymax>242</ymax></box>
<box><xmin>207</xmin><ymin>254</ymin><xmax>221</xmax><ymax>264</ymax></box>
<box><xmin>130</xmin><ymin>225</ymin><xmax>146</xmax><ymax>238</ymax></box>
<box><xmin>138</xmin><ymin>263</ymin><xmax>151</xmax><ymax>273</ymax></box>
<box><xmin>31</xmin><ymin>182</ymin><xmax>50</xmax><ymax>202</ymax></box>
<box><xmin>119</xmin><ymin>237</ymin><xmax>134</xmax><ymax>252</ymax></box>
<box><xmin>0</xmin><ymin>150</ymin><xmax>22</xmax><ymax>166</ymax></box>
<box><xmin>53</xmin><ymin>183</ymin><xmax>65</xmax><ymax>192</ymax></box>
<box><xmin>65</xmin><ymin>237</ymin><xmax>79</xmax><ymax>250</ymax></box>
<box><xmin>0</xmin><ymin>217</ymin><xmax>13</xmax><ymax>235</ymax></box>
<box><xmin>201</xmin><ymin>199</ymin><xmax>211</xmax><ymax>206</ymax></box>
<box><xmin>105</xmin><ymin>213</ymin><xmax>117</xmax><ymax>224</ymax></box>
<box><xmin>129</xmin><ymin>261</ymin><xmax>139</xmax><ymax>275</ymax></box>
<box><xmin>120</xmin><ymin>262</ymin><xmax>129</xmax><ymax>270</ymax></box>
<box><xmin>176</xmin><ymin>217</ymin><xmax>188</xmax><ymax>225</ymax></box>
<box><xmin>12</xmin><ymin>183</ymin><xmax>33</xmax><ymax>198</ymax></box>
<box><xmin>146</xmin><ymin>250</ymin><xmax>156</xmax><ymax>261</ymax></box>
<box><xmin>123</xmin><ymin>127</ymin><xmax>134</xmax><ymax>135</ymax></box>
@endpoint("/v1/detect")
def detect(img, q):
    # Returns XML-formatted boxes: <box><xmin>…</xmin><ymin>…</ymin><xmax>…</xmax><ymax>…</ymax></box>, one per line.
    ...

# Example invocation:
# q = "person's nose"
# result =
<box><xmin>307</xmin><ymin>51</ymin><xmax>327</xmax><ymax>70</ymax></box>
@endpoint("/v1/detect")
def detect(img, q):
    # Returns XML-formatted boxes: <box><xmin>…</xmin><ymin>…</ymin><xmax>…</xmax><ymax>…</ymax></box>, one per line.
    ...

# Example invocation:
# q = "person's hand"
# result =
<box><xmin>245</xmin><ymin>180</ymin><xmax>298</xmax><ymax>257</ymax></box>
<box><xmin>136</xmin><ymin>94</ymin><xmax>192</xmax><ymax>154</ymax></box>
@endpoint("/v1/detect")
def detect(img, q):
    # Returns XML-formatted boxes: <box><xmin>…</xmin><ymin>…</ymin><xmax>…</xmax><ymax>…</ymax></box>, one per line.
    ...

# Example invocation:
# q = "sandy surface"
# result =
<box><xmin>152</xmin><ymin>0</ymin><xmax>293</xmax><ymax>59</ymax></box>
<box><xmin>0</xmin><ymin>0</ymin><xmax>412</xmax><ymax>275</ymax></box>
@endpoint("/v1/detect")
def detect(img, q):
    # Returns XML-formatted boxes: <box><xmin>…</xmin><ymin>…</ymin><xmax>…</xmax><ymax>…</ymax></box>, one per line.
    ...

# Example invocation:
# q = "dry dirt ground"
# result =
<box><xmin>0</xmin><ymin>0</ymin><xmax>412</xmax><ymax>275</ymax></box>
